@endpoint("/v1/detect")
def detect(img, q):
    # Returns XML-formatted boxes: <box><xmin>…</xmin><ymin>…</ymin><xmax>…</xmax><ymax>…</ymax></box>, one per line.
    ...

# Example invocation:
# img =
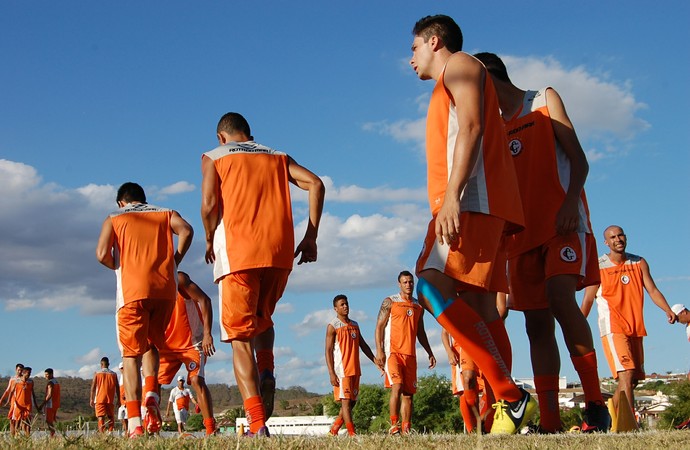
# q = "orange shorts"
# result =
<box><xmin>416</xmin><ymin>212</ymin><xmax>507</xmax><ymax>293</ymax></box>
<box><xmin>219</xmin><ymin>268</ymin><xmax>290</xmax><ymax>342</ymax></box>
<box><xmin>117</xmin><ymin>298</ymin><xmax>175</xmax><ymax>357</ymax></box>
<box><xmin>95</xmin><ymin>402</ymin><xmax>115</xmax><ymax>418</ymax></box>
<box><xmin>11</xmin><ymin>405</ymin><xmax>30</xmax><ymax>421</ymax></box>
<box><xmin>45</xmin><ymin>407</ymin><xmax>58</xmax><ymax>423</ymax></box>
<box><xmin>451</xmin><ymin>348</ymin><xmax>480</xmax><ymax>394</ymax></box>
<box><xmin>158</xmin><ymin>347</ymin><xmax>205</xmax><ymax>385</ymax></box>
<box><xmin>384</xmin><ymin>353</ymin><xmax>417</xmax><ymax>394</ymax></box>
<box><xmin>601</xmin><ymin>333</ymin><xmax>645</xmax><ymax>381</ymax></box>
<box><xmin>7</xmin><ymin>403</ymin><xmax>13</xmax><ymax>419</ymax></box>
<box><xmin>507</xmin><ymin>232</ymin><xmax>599</xmax><ymax>311</ymax></box>
<box><xmin>334</xmin><ymin>376</ymin><xmax>360</xmax><ymax>401</ymax></box>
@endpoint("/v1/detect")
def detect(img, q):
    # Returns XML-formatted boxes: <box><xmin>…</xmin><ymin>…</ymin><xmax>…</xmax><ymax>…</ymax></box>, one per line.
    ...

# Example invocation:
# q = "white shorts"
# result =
<box><xmin>117</xmin><ymin>405</ymin><xmax>128</xmax><ymax>420</ymax></box>
<box><xmin>174</xmin><ymin>408</ymin><xmax>189</xmax><ymax>424</ymax></box>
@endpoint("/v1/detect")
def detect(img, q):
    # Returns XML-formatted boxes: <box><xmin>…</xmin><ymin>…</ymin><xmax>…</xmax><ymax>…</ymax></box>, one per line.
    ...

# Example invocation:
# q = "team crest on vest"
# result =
<box><xmin>407</xmin><ymin>309</ymin><xmax>413</xmax><ymax>316</ymax></box>
<box><xmin>559</xmin><ymin>246</ymin><xmax>577</xmax><ymax>262</ymax></box>
<box><xmin>188</xmin><ymin>361</ymin><xmax>197</xmax><ymax>371</ymax></box>
<box><xmin>509</xmin><ymin>139</ymin><xmax>523</xmax><ymax>156</ymax></box>
<box><xmin>621</xmin><ymin>275</ymin><xmax>630</xmax><ymax>285</ymax></box>
<box><xmin>351</xmin><ymin>330</ymin><xmax>358</xmax><ymax>339</ymax></box>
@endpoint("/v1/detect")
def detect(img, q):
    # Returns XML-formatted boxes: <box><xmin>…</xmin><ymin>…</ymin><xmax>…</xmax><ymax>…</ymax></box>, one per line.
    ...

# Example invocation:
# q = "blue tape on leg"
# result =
<box><xmin>417</xmin><ymin>278</ymin><xmax>454</xmax><ymax>319</ymax></box>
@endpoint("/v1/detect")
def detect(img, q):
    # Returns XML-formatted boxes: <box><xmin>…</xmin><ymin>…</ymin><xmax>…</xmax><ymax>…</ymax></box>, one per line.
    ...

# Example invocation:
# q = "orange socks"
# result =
<box><xmin>571</xmin><ymin>351</ymin><xmax>604</xmax><ymax>404</ymax></box>
<box><xmin>143</xmin><ymin>376</ymin><xmax>157</xmax><ymax>396</ymax></box>
<box><xmin>459</xmin><ymin>394</ymin><xmax>476</xmax><ymax>432</ymax></box>
<box><xmin>345</xmin><ymin>422</ymin><xmax>355</xmax><ymax>436</ymax></box>
<box><xmin>244</xmin><ymin>395</ymin><xmax>266</xmax><ymax>433</ymax></box>
<box><xmin>330</xmin><ymin>417</ymin><xmax>344</xmax><ymax>435</ymax></box>
<box><xmin>256</xmin><ymin>349</ymin><xmax>274</xmax><ymax>375</ymax></box>
<box><xmin>487</xmin><ymin>319</ymin><xmax>512</xmax><ymax>372</ymax></box>
<box><xmin>437</xmin><ymin>300</ymin><xmax>521</xmax><ymax>402</ymax></box>
<box><xmin>534</xmin><ymin>374</ymin><xmax>561</xmax><ymax>432</ymax></box>
<box><xmin>204</xmin><ymin>417</ymin><xmax>216</xmax><ymax>435</ymax></box>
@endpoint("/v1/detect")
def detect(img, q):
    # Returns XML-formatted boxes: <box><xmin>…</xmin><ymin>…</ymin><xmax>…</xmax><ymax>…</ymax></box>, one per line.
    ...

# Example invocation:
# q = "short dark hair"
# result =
<box><xmin>116</xmin><ymin>182</ymin><xmax>146</xmax><ymax>204</ymax></box>
<box><xmin>333</xmin><ymin>294</ymin><xmax>348</xmax><ymax>307</ymax></box>
<box><xmin>16</xmin><ymin>363</ymin><xmax>24</xmax><ymax>370</ymax></box>
<box><xmin>101</xmin><ymin>357</ymin><xmax>110</xmax><ymax>366</ymax></box>
<box><xmin>45</xmin><ymin>368</ymin><xmax>54</xmax><ymax>376</ymax></box>
<box><xmin>217</xmin><ymin>112</ymin><xmax>252</xmax><ymax>137</ymax></box>
<box><xmin>412</xmin><ymin>15</ymin><xmax>463</xmax><ymax>53</ymax></box>
<box><xmin>23</xmin><ymin>367</ymin><xmax>32</xmax><ymax>373</ymax></box>
<box><xmin>398</xmin><ymin>270</ymin><xmax>414</xmax><ymax>282</ymax></box>
<box><xmin>473</xmin><ymin>52</ymin><xmax>512</xmax><ymax>83</ymax></box>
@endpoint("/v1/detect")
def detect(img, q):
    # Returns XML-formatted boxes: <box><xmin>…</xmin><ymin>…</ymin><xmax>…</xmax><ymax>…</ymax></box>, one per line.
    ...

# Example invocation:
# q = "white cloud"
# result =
<box><xmin>75</xmin><ymin>348</ymin><xmax>102</xmax><ymax>365</ymax></box>
<box><xmin>157</xmin><ymin>181</ymin><xmax>196</xmax><ymax>197</ymax></box>
<box><xmin>292</xmin><ymin>309</ymin><xmax>333</xmax><ymax>336</ymax></box>
<box><xmin>365</xmin><ymin>55</ymin><xmax>649</xmax><ymax>161</ymax></box>
<box><xmin>291</xmin><ymin>176</ymin><xmax>426</xmax><ymax>203</ymax></box>
<box><xmin>502</xmin><ymin>55</ymin><xmax>649</xmax><ymax>142</ymax></box>
<box><xmin>275</xmin><ymin>302</ymin><xmax>295</xmax><ymax>314</ymax></box>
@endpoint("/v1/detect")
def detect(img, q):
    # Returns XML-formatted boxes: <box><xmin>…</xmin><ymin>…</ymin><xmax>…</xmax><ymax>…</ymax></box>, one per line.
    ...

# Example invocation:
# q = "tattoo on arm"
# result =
<box><xmin>377</xmin><ymin>298</ymin><xmax>392</xmax><ymax>322</ymax></box>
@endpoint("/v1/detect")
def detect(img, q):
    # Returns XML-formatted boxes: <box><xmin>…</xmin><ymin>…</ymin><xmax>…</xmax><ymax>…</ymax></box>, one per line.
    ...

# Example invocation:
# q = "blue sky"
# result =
<box><xmin>1</xmin><ymin>1</ymin><xmax>689</xmax><ymax>396</ymax></box>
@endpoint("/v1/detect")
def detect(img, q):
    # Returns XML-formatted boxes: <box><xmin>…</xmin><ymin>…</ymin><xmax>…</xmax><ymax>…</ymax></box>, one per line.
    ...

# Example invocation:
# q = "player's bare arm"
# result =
<box><xmin>374</xmin><ymin>298</ymin><xmax>392</xmax><ymax>367</ymax></box>
<box><xmin>288</xmin><ymin>157</ymin><xmax>325</xmax><ymax>265</ymax></box>
<box><xmin>581</xmin><ymin>284</ymin><xmax>599</xmax><ymax>317</ymax></box>
<box><xmin>546</xmin><ymin>88</ymin><xmax>589</xmax><ymax>235</ymax></box>
<box><xmin>416</xmin><ymin>311</ymin><xmax>436</xmax><ymax>369</ymax></box>
<box><xmin>95</xmin><ymin>218</ymin><xmax>116</xmax><ymax>270</ymax></box>
<box><xmin>359</xmin><ymin>336</ymin><xmax>381</xmax><ymax>370</ymax></box>
<box><xmin>170</xmin><ymin>211</ymin><xmax>193</xmax><ymax>266</ymax></box>
<box><xmin>640</xmin><ymin>257</ymin><xmax>677</xmax><ymax>324</ymax></box>
<box><xmin>179</xmin><ymin>272</ymin><xmax>216</xmax><ymax>356</ymax></box>
<box><xmin>200</xmin><ymin>155</ymin><xmax>220</xmax><ymax>264</ymax></box>
<box><xmin>325</xmin><ymin>324</ymin><xmax>339</xmax><ymax>387</ymax></box>
<box><xmin>89</xmin><ymin>375</ymin><xmax>97</xmax><ymax>407</ymax></box>
<box><xmin>435</xmin><ymin>53</ymin><xmax>484</xmax><ymax>246</ymax></box>
<box><xmin>441</xmin><ymin>328</ymin><xmax>459</xmax><ymax>366</ymax></box>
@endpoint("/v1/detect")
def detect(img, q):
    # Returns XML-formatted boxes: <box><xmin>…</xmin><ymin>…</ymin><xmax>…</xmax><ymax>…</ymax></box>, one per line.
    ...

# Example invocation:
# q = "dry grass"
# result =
<box><xmin>2</xmin><ymin>430</ymin><xmax>690</xmax><ymax>450</ymax></box>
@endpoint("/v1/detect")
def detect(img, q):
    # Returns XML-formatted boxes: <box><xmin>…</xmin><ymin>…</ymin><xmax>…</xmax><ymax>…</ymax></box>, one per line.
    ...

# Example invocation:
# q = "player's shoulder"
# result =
<box><xmin>625</xmin><ymin>253</ymin><xmax>643</xmax><ymax>263</ymax></box>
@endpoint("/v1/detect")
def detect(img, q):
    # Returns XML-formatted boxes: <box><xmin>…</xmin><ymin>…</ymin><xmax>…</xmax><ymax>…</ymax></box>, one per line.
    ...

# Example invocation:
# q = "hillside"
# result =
<box><xmin>0</xmin><ymin>376</ymin><xmax>323</xmax><ymax>422</ymax></box>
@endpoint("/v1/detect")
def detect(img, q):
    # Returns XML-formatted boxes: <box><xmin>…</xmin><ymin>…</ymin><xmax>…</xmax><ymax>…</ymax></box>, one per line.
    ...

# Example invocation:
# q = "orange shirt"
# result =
<box><xmin>162</xmin><ymin>291</ymin><xmax>204</xmax><ymax>352</ymax></box>
<box><xmin>503</xmin><ymin>88</ymin><xmax>592</xmax><ymax>257</ymax></box>
<box><xmin>425</xmin><ymin>61</ymin><xmax>524</xmax><ymax>233</ymax></box>
<box><xmin>93</xmin><ymin>369</ymin><xmax>118</xmax><ymax>404</ymax></box>
<box><xmin>110</xmin><ymin>203</ymin><xmax>178</xmax><ymax>308</ymax></box>
<box><xmin>384</xmin><ymin>294</ymin><xmax>423</xmax><ymax>356</ymax></box>
<box><xmin>331</xmin><ymin>318</ymin><xmax>362</xmax><ymax>378</ymax></box>
<box><xmin>595</xmin><ymin>253</ymin><xmax>647</xmax><ymax>337</ymax></box>
<box><xmin>169</xmin><ymin>387</ymin><xmax>192</xmax><ymax>411</ymax></box>
<box><xmin>46</xmin><ymin>379</ymin><xmax>60</xmax><ymax>409</ymax></box>
<box><xmin>204</xmin><ymin>141</ymin><xmax>295</xmax><ymax>281</ymax></box>
<box><xmin>13</xmin><ymin>379</ymin><xmax>33</xmax><ymax>412</ymax></box>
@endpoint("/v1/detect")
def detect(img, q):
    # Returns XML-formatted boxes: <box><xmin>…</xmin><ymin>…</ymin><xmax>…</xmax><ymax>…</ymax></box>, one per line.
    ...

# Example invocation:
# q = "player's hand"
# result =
<box><xmin>428</xmin><ymin>354</ymin><xmax>436</xmax><ymax>369</ymax></box>
<box><xmin>204</xmin><ymin>240</ymin><xmax>215</xmax><ymax>264</ymax></box>
<box><xmin>555</xmin><ymin>197</ymin><xmax>579</xmax><ymax>235</ymax></box>
<box><xmin>294</xmin><ymin>237</ymin><xmax>317</xmax><ymax>265</ymax></box>
<box><xmin>435</xmin><ymin>198</ymin><xmax>461</xmax><ymax>246</ymax></box>
<box><xmin>447</xmin><ymin>351</ymin><xmax>459</xmax><ymax>366</ymax></box>
<box><xmin>374</xmin><ymin>352</ymin><xmax>385</xmax><ymax>369</ymax></box>
<box><xmin>202</xmin><ymin>334</ymin><xmax>216</xmax><ymax>357</ymax></box>
<box><xmin>329</xmin><ymin>373</ymin><xmax>339</xmax><ymax>387</ymax></box>
<box><xmin>668</xmin><ymin>311</ymin><xmax>678</xmax><ymax>324</ymax></box>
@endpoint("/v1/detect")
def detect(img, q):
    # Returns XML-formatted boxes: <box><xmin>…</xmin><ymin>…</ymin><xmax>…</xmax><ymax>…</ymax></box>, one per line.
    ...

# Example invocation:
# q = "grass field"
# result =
<box><xmin>2</xmin><ymin>430</ymin><xmax>690</xmax><ymax>450</ymax></box>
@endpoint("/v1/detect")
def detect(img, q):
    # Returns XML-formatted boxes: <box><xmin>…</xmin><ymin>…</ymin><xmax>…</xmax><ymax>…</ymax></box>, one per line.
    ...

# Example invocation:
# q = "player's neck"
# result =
<box><xmin>337</xmin><ymin>313</ymin><xmax>350</xmax><ymax>323</ymax></box>
<box><xmin>399</xmin><ymin>292</ymin><xmax>413</xmax><ymax>301</ymax></box>
<box><xmin>608</xmin><ymin>251</ymin><xmax>627</xmax><ymax>264</ymax></box>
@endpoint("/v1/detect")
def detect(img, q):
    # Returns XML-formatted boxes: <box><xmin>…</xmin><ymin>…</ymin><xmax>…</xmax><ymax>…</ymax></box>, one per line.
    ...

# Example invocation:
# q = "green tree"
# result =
<box><xmin>322</xmin><ymin>394</ymin><xmax>339</xmax><ymax>416</ymax></box>
<box><xmin>352</xmin><ymin>384</ymin><xmax>386</xmax><ymax>433</ymax></box>
<box><xmin>185</xmin><ymin>413</ymin><xmax>203</xmax><ymax>431</ymax></box>
<box><xmin>412</xmin><ymin>373</ymin><xmax>458</xmax><ymax>433</ymax></box>
<box><xmin>312</xmin><ymin>402</ymin><xmax>324</xmax><ymax>415</ymax></box>
<box><xmin>659</xmin><ymin>381</ymin><xmax>690</xmax><ymax>429</ymax></box>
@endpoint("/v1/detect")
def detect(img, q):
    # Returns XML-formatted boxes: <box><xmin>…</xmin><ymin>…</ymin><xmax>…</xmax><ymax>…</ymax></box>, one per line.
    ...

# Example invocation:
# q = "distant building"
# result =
<box><xmin>234</xmin><ymin>415</ymin><xmax>333</xmax><ymax>436</ymax></box>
